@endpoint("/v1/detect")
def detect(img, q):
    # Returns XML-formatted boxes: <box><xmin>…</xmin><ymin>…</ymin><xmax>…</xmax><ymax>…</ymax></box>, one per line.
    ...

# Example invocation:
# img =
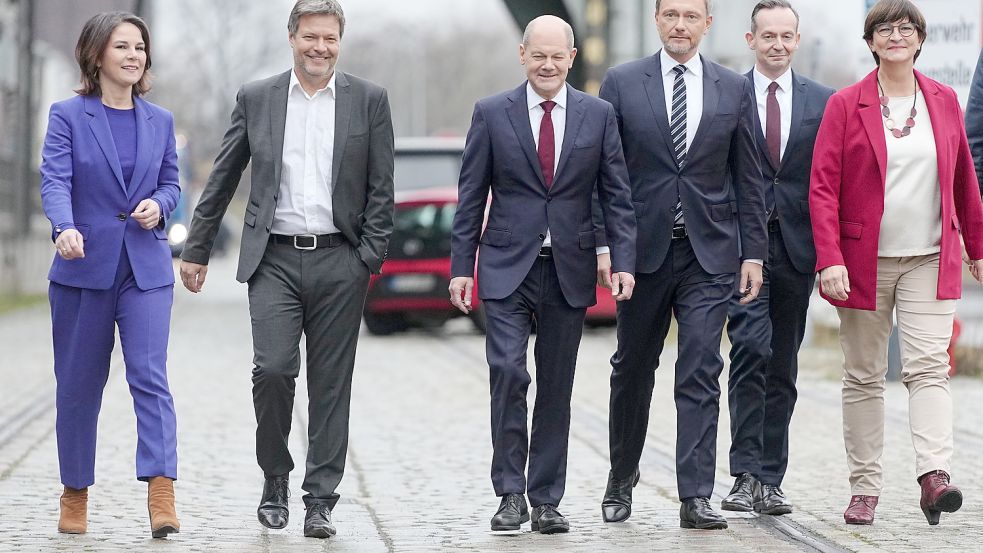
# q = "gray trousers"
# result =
<box><xmin>247</xmin><ymin>238</ymin><xmax>370</xmax><ymax>508</ymax></box>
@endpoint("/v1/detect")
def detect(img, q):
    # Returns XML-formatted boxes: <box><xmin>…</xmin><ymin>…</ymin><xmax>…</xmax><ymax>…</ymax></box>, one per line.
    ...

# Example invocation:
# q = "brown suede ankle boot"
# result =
<box><xmin>58</xmin><ymin>486</ymin><xmax>88</xmax><ymax>534</ymax></box>
<box><xmin>147</xmin><ymin>477</ymin><xmax>180</xmax><ymax>538</ymax></box>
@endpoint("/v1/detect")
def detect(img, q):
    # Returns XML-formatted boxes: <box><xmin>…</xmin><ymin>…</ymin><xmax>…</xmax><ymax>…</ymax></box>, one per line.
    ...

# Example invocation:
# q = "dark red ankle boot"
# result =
<box><xmin>919</xmin><ymin>470</ymin><xmax>962</xmax><ymax>526</ymax></box>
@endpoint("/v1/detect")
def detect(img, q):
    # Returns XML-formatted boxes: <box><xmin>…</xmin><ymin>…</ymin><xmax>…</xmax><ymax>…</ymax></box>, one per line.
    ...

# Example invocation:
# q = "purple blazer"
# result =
<box><xmin>40</xmin><ymin>94</ymin><xmax>180</xmax><ymax>290</ymax></box>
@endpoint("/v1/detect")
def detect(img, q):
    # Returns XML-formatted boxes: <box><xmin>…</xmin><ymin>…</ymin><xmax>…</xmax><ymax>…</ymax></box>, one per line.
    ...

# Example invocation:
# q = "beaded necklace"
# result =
<box><xmin>877</xmin><ymin>78</ymin><xmax>918</xmax><ymax>139</ymax></box>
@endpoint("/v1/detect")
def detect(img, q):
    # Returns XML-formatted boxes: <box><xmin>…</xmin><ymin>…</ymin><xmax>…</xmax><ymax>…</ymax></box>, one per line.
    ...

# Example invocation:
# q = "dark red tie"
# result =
<box><xmin>766</xmin><ymin>81</ymin><xmax>781</xmax><ymax>168</ymax></box>
<box><xmin>538</xmin><ymin>100</ymin><xmax>556</xmax><ymax>188</ymax></box>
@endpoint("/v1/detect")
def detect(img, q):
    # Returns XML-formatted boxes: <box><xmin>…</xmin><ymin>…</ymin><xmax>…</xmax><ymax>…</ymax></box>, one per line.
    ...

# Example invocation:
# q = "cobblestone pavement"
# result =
<box><xmin>3</xmin><ymin>254</ymin><xmax>983</xmax><ymax>551</ymax></box>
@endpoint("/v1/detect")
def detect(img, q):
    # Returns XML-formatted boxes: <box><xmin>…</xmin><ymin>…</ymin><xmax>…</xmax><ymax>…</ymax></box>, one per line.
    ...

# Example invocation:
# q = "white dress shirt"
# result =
<box><xmin>660</xmin><ymin>49</ymin><xmax>703</xmax><ymax>151</ymax></box>
<box><xmin>752</xmin><ymin>67</ymin><xmax>793</xmax><ymax>161</ymax></box>
<box><xmin>527</xmin><ymin>82</ymin><xmax>566</xmax><ymax>247</ymax></box>
<box><xmin>270</xmin><ymin>70</ymin><xmax>339</xmax><ymax>236</ymax></box>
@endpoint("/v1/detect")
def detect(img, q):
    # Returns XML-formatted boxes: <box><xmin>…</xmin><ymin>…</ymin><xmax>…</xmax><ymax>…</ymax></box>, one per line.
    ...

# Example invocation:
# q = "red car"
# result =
<box><xmin>363</xmin><ymin>186</ymin><xmax>618</xmax><ymax>335</ymax></box>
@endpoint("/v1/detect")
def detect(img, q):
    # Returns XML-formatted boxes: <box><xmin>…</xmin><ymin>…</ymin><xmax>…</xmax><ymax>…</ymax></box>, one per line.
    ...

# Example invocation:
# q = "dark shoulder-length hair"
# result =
<box><xmin>75</xmin><ymin>12</ymin><xmax>153</xmax><ymax>97</ymax></box>
<box><xmin>862</xmin><ymin>0</ymin><xmax>927</xmax><ymax>65</ymax></box>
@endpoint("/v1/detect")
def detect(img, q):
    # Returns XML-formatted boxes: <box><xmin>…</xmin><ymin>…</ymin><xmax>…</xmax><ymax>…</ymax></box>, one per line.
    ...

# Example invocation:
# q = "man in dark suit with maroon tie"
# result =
<box><xmin>449</xmin><ymin>15</ymin><xmax>636</xmax><ymax>535</ymax></box>
<box><xmin>721</xmin><ymin>0</ymin><xmax>834</xmax><ymax>517</ymax></box>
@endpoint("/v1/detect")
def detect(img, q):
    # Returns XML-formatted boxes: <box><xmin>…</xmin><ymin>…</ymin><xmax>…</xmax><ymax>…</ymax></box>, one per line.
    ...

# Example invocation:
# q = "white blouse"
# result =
<box><xmin>878</xmin><ymin>92</ymin><xmax>942</xmax><ymax>257</ymax></box>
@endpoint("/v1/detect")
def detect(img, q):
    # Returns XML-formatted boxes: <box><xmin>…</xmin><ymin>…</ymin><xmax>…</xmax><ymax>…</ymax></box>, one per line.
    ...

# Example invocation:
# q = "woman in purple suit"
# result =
<box><xmin>40</xmin><ymin>12</ymin><xmax>180</xmax><ymax>538</ymax></box>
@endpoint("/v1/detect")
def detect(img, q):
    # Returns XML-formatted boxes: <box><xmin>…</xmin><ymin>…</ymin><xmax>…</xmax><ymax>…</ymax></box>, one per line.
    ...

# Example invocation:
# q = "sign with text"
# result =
<box><xmin>866</xmin><ymin>0</ymin><xmax>981</xmax><ymax>106</ymax></box>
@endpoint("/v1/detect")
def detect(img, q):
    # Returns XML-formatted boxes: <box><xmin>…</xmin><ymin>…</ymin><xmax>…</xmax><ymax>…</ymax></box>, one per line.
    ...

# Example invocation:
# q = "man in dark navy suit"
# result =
<box><xmin>596</xmin><ymin>0</ymin><xmax>767</xmax><ymax>530</ymax></box>
<box><xmin>449</xmin><ymin>15</ymin><xmax>636</xmax><ymax>535</ymax></box>
<box><xmin>720</xmin><ymin>0</ymin><xmax>834</xmax><ymax>517</ymax></box>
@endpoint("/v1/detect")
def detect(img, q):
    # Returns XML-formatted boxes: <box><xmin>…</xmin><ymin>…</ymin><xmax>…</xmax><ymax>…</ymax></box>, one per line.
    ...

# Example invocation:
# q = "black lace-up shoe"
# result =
<box><xmin>257</xmin><ymin>475</ymin><xmax>289</xmax><ymax>529</ymax></box>
<box><xmin>532</xmin><ymin>504</ymin><xmax>569</xmax><ymax>534</ymax></box>
<box><xmin>680</xmin><ymin>497</ymin><xmax>728</xmax><ymax>529</ymax></box>
<box><xmin>490</xmin><ymin>493</ymin><xmax>529</xmax><ymax>531</ymax></box>
<box><xmin>601</xmin><ymin>468</ymin><xmax>640</xmax><ymax>522</ymax></box>
<box><xmin>303</xmin><ymin>501</ymin><xmax>336</xmax><ymax>538</ymax></box>
<box><xmin>754</xmin><ymin>482</ymin><xmax>793</xmax><ymax>515</ymax></box>
<box><xmin>721</xmin><ymin>473</ymin><xmax>757</xmax><ymax>512</ymax></box>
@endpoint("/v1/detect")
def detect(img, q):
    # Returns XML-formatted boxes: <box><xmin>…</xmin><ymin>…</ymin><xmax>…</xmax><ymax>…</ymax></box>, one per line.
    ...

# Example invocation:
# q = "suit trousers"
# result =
<box><xmin>247</xmin><ymin>239</ymin><xmax>370</xmax><ymax>508</ymax></box>
<box><xmin>484</xmin><ymin>256</ymin><xmax>587</xmax><ymax>508</ymax></box>
<box><xmin>836</xmin><ymin>253</ymin><xmax>954</xmax><ymax>495</ymax></box>
<box><xmin>725</xmin><ymin>225</ymin><xmax>815</xmax><ymax>485</ymax></box>
<box><xmin>609</xmin><ymin>237</ymin><xmax>734</xmax><ymax>500</ymax></box>
<box><xmin>50</xmin><ymin>244</ymin><xmax>177</xmax><ymax>489</ymax></box>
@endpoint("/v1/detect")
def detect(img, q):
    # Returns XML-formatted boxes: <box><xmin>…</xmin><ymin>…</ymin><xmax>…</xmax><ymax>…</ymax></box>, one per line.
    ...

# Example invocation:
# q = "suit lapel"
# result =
<box><xmin>916</xmin><ymin>71</ymin><xmax>951</xmax><ymax>187</ymax></box>
<box><xmin>506</xmin><ymin>84</ymin><xmax>547</xmax><ymax>187</ymax></box>
<box><xmin>642</xmin><ymin>54</ymin><xmax>676</xmax><ymax>164</ymax></box>
<box><xmin>781</xmin><ymin>71</ymin><xmax>807</xmax><ymax>176</ymax></box>
<box><xmin>84</xmin><ymin>95</ymin><xmax>126</xmax><ymax>193</ymax></box>
<box><xmin>858</xmin><ymin>70</ymin><xmax>887</xmax><ymax>187</ymax></box>
<box><xmin>745</xmin><ymin>69</ymin><xmax>774</xmax><ymax>173</ymax></box>
<box><xmin>331</xmin><ymin>71</ymin><xmax>353</xmax><ymax>189</ymax></box>
<box><xmin>553</xmin><ymin>84</ymin><xmax>585</xmax><ymax>187</ymax></box>
<box><xmin>128</xmin><ymin>97</ymin><xmax>156</xmax><ymax>196</ymax></box>
<box><xmin>269</xmin><ymin>70</ymin><xmax>291</xmax><ymax>191</ymax></box>
<box><xmin>688</xmin><ymin>56</ymin><xmax>718</xmax><ymax>159</ymax></box>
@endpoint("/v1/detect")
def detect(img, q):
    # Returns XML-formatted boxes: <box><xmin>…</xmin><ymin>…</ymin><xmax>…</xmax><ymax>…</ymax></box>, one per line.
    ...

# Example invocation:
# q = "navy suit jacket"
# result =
<box><xmin>599</xmin><ymin>53</ymin><xmax>767</xmax><ymax>275</ymax></box>
<box><xmin>40</xmin><ymin>94</ymin><xmax>180</xmax><ymax>290</ymax></box>
<box><xmin>745</xmin><ymin>69</ymin><xmax>834</xmax><ymax>274</ymax></box>
<box><xmin>967</xmin><ymin>50</ymin><xmax>983</xmax><ymax>189</ymax></box>
<box><xmin>451</xmin><ymin>83</ymin><xmax>636</xmax><ymax>309</ymax></box>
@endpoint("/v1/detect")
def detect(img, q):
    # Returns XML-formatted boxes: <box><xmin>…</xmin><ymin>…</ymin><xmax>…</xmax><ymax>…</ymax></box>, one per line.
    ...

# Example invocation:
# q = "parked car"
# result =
<box><xmin>392</xmin><ymin>136</ymin><xmax>466</xmax><ymax>192</ymax></box>
<box><xmin>362</xmin><ymin>186</ymin><xmax>619</xmax><ymax>335</ymax></box>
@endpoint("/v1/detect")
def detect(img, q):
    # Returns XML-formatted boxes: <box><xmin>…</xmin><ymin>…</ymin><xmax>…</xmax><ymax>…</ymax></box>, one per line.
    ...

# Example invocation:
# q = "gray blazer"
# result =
<box><xmin>181</xmin><ymin>70</ymin><xmax>395</xmax><ymax>280</ymax></box>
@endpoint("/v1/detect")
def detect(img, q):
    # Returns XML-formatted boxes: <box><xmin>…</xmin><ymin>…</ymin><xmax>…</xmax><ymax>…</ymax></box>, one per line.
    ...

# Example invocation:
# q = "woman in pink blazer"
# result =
<box><xmin>810</xmin><ymin>0</ymin><xmax>983</xmax><ymax>527</ymax></box>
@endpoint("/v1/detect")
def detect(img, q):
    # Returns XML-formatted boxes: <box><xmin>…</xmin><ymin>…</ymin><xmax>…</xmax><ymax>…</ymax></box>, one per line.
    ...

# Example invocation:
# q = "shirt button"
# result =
<box><xmin>117</xmin><ymin>213</ymin><xmax>127</xmax><ymax>221</ymax></box>
<box><xmin>774</xmin><ymin>178</ymin><xmax>779</xmax><ymax>185</ymax></box>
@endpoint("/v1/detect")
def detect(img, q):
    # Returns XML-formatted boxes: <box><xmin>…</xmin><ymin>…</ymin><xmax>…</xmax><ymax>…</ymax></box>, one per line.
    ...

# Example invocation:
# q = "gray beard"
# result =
<box><xmin>664</xmin><ymin>42</ymin><xmax>695</xmax><ymax>57</ymax></box>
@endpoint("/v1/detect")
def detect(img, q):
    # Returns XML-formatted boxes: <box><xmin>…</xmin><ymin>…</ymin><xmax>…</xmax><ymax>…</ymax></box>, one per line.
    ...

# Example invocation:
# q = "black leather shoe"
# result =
<box><xmin>490</xmin><ymin>494</ymin><xmax>529</xmax><ymax>531</ymax></box>
<box><xmin>680</xmin><ymin>497</ymin><xmax>728</xmax><ymax>530</ymax></box>
<box><xmin>601</xmin><ymin>468</ymin><xmax>640</xmax><ymax>522</ymax></box>
<box><xmin>532</xmin><ymin>504</ymin><xmax>570</xmax><ymax>534</ymax></box>
<box><xmin>257</xmin><ymin>475</ymin><xmax>289</xmax><ymax>529</ymax></box>
<box><xmin>754</xmin><ymin>483</ymin><xmax>793</xmax><ymax>515</ymax></box>
<box><xmin>303</xmin><ymin>501</ymin><xmax>336</xmax><ymax>538</ymax></box>
<box><xmin>721</xmin><ymin>473</ymin><xmax>757</xmax><ymax>512</ymax></box>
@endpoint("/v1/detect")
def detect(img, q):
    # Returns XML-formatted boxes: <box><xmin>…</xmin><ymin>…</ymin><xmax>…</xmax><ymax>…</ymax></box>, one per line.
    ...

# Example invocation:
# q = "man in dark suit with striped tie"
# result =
<box><xmin>594</xmin><ymin>0</ymin><xmax>766</xmax><ymax>530</ymax></box>
<box><xmin>721</xmin><ymin>0</ymin><xmax>834</xmax><ymax>517</ymax></box>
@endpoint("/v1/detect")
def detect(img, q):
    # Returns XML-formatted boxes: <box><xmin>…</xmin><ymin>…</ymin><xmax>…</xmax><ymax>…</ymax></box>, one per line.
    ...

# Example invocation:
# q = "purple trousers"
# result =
<box><xmin>49</xmin><ymin>245</ymin><xmax>177</xmax><ymax>489</ymax></box>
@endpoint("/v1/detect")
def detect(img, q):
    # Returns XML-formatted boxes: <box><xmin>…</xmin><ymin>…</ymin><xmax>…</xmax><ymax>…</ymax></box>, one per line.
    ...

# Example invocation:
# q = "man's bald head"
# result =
<box><xmin>519</xmin><ymin>14</ymin><xmax>577</xmax><ymax>100</ymax></box>
<box><xmin>522</xmin><ymin>15</ymin><xmax>575</xmax><ymax>50</ymax></box>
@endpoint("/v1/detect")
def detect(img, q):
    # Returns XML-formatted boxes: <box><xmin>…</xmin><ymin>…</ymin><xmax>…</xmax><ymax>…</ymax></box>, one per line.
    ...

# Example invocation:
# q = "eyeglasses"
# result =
<box><xmin>875</xmin><ymin>23</ymin><xmax>917</xmax><ymax>38</ymax></box>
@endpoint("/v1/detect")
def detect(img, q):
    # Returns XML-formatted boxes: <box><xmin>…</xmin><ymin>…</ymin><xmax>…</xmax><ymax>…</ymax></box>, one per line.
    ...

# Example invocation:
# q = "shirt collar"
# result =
<box><xmin>660</xmin><ymin>49</ymin><xmax>703</xmax><ymax>78</ymax></box>
<box><xmin>526</xmin><ymin>82</ymin><xmax>567</xmax><ymax>111</ymax></box>
<box><xmin>752</xmin><ymin>66</ymin><xmax>793</xmax><ymax>95</ymax></box>
<box><xmin>289</xmin><ymin>69</ymin><xmax>336</xmax><ymax>100</ymax></box>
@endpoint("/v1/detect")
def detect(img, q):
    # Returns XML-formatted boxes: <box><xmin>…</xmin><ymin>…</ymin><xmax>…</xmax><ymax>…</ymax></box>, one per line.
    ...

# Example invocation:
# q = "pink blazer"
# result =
<box><xmin>810</xmin><ymin>69</ymin><xmax>983</xmax><ymax>311</ymax></box>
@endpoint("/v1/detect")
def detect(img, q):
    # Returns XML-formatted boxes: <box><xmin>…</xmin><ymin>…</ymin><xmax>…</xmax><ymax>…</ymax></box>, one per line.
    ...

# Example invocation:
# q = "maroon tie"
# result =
<box><xmin>538</xmin><ymin>100</ymin><xmax>556</xmax><ymax>188</ymax></box>
<box><xmin>766</xmin><ymin>81</ymin><xmax>781</xmax><ymax>168</ymax></box>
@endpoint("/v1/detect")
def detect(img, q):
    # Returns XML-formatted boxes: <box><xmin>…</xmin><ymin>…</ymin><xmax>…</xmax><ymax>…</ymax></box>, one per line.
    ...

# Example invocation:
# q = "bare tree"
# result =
<box><xmin>150</xmin><ymin>0</ymin><xmax>290</xmax><ymax>186</ymax></box>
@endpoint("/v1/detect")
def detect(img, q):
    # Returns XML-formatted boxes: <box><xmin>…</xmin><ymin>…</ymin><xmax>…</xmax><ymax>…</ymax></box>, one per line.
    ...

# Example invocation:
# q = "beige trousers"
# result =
<box><xmin>836</xmin><ymin>254</ymin><xmax>954</xmax><ymax>495</ymax></box>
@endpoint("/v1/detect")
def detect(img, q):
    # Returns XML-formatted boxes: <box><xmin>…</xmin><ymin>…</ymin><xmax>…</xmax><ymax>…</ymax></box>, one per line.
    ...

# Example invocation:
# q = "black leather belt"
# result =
<box><xmin>768</xmin><ymin>219</ymin><xmax>780</xmax><ymax>233</ymax></box>
<box><xmin>671</xmin><ymin>224</ymin><xmax>687</xmax><ymax>240</ymax></box>
<box><xmin>538</xmin><ymin>246</ymin><xmax>553</xmax><ymax>258</ymax></box>
<box><xmin>271</xmin><ymin>233</ymin><xmax>345</xmax><ymax>250</ymax></box>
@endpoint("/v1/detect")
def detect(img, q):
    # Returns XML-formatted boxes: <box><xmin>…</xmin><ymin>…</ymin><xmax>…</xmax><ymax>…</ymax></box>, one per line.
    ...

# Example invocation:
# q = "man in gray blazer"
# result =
<box><xmin>179</xmin><ymin>0</ymin><xmax>394</xmax><ymax>539</ymax></box>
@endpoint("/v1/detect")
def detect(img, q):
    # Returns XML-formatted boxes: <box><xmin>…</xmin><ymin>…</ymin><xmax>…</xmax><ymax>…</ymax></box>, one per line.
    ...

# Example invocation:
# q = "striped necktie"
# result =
<box><xmin>670</xmin><ymin>64</ymin><xmax>687</xmax><ymax>225</ymax></box>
